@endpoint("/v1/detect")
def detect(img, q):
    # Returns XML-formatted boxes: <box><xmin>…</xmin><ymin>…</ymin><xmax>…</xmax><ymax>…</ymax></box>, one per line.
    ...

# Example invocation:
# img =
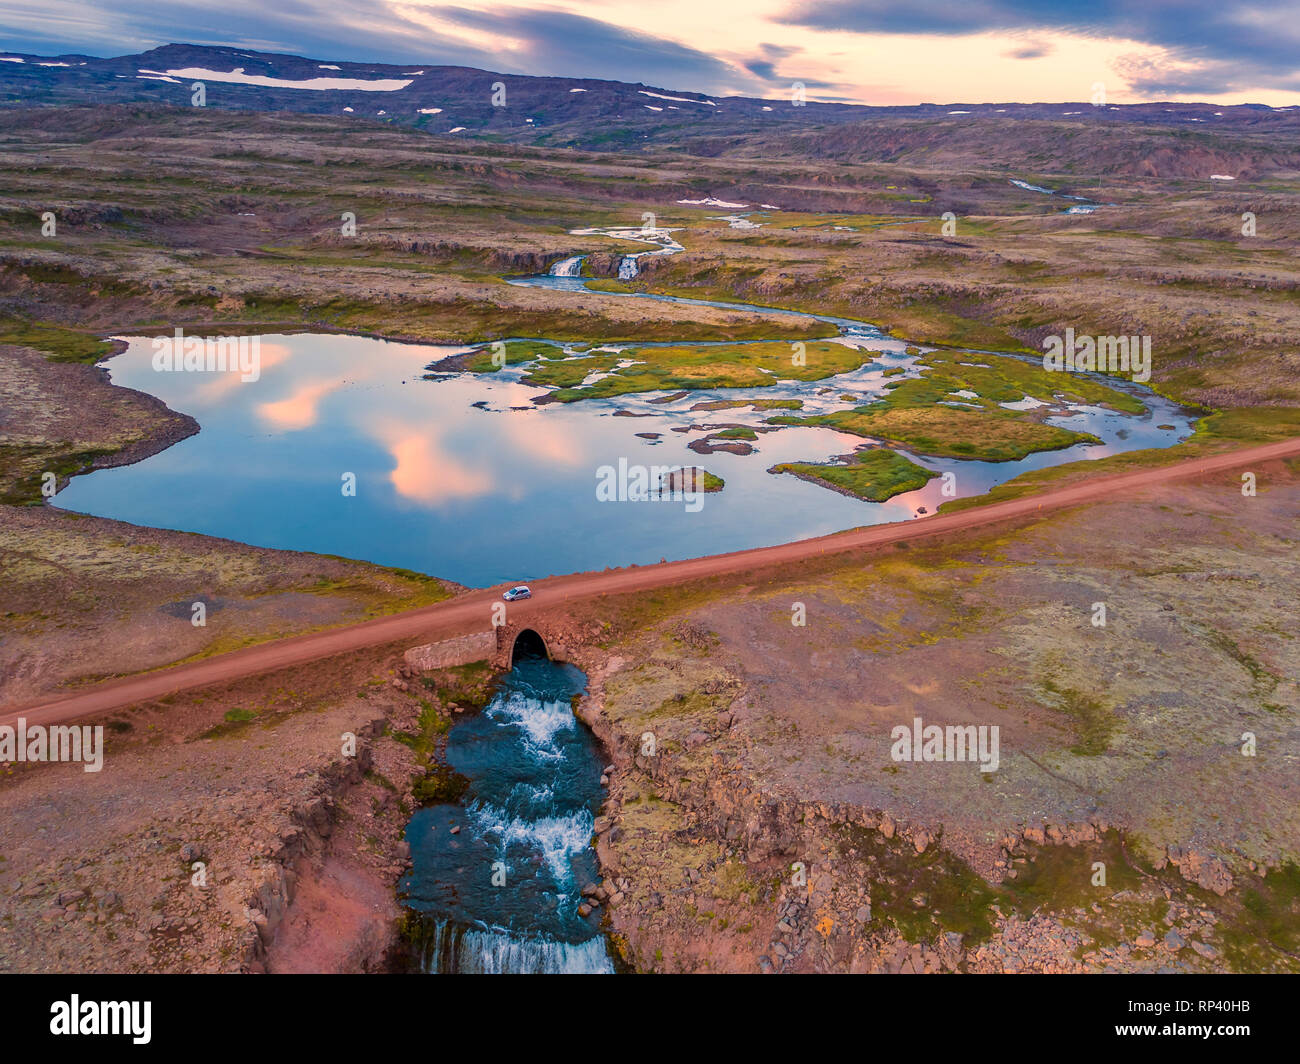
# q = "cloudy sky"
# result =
<box><xmin>3</xmin><ymin>0</ymin><xmax>1298</xmax><ymax>104</ymax></box>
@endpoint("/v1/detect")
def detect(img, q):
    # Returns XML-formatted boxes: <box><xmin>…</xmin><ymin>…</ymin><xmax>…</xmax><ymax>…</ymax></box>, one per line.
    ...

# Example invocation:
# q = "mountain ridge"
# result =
<box><xmin>3</xmin><ymin>42</ymin><xmax>1299</xmax><ymax>177</ymax></box>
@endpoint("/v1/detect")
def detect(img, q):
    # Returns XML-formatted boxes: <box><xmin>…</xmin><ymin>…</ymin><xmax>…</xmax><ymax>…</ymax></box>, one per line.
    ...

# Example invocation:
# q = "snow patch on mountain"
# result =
<box><xmin>156</xmin><ymin>66</ymin><xmax>414</xmax><ymax>91</ymax></box>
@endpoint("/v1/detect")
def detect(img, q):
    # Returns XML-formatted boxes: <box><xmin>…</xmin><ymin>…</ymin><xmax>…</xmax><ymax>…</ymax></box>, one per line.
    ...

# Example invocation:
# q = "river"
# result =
<box><xmin>400</xmin><ymin>646</ymin><xmax>614</xmax><ymax>973</ymax></box>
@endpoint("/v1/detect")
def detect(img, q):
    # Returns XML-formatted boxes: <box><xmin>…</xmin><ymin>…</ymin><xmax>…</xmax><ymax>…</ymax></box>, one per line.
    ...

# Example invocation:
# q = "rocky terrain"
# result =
<box><xmin>2</xmin><ymin>456</ymin><xmax>1296</xmax><ymax>973</ymax></box>
<box><xmin>0</xmin><ymin>644</ymin><xmax>412</xmax><ymax>972</ymax></box>
<box><xmin>563</xmin><ymin>458</ymin><xmax>1300</xmax><ymax>973</ymax></box>
<box><xmin>1</xmin><ymin>66</ymin><xmax>1298</xmax><ymax>975</ymax></box>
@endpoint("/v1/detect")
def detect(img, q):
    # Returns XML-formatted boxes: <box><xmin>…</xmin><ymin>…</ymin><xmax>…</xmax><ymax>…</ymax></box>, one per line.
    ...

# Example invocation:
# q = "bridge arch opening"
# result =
<box><xmin>511</xmin><ymin>628</ymin><xmax>550</xmax><ymax>665</ymax></box>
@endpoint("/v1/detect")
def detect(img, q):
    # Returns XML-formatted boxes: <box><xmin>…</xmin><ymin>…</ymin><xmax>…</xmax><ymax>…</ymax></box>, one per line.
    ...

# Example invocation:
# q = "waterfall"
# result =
<box><xmin>618</xmin><ymin>256</ymin><xmax>639</xmax><ymax>280</ymax></box>
<box><xmin>549</xmin><ymin>255</ymin><xmax>584</xmax><ymax>277</ymax></box>
<box><xmin>401</xmin><ymin>654</ymin><xmax>614</xmax><ymax>974</ymax></box>
<box><xmin>414</xmin><ymin>918</ymin><xmax>614</xmax><ymax>974</ymax></box>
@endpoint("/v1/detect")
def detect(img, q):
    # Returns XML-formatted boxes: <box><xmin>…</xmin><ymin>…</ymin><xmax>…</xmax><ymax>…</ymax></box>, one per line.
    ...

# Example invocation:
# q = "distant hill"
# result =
<box><xmin>3</xmin><ymin>43</ymin><xmax>1299</xmax><ymax>177</ymax></box>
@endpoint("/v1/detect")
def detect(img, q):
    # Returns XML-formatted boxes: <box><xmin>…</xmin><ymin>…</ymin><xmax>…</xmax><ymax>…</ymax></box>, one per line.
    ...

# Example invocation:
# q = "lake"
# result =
<box><xmin>53</xmin><ymin>293</ymin><xmax>1195</xmax><ymax>587</ymax></box>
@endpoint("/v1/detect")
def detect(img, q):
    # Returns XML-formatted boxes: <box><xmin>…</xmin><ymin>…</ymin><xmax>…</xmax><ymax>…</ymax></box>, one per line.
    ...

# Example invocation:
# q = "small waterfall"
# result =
<box><xmin>618</xmin><ymin>256</ymin><xmax>639</xmax><ymax>280</ymax></box>
<box><xmin>549</xmin><ymin>255</ymin><xmax>584</xmax><ymax>277</ymax></box>
<box><xmin>414</xmin><ymin>918</ymin><xmax>614</xmax><ymax>974</ymax></box>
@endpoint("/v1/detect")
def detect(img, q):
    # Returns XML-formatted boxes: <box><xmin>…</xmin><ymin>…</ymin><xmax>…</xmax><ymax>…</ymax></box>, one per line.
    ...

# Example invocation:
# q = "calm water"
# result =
<box><xmin>401</xmin><ymin>652</ymin><xmax>613</xmax><ymax>974</ymax></box>
<box><xmin>53</xmin><ymin>287</ymin><xmax>1195</xmax><ymax>586</ymax></box>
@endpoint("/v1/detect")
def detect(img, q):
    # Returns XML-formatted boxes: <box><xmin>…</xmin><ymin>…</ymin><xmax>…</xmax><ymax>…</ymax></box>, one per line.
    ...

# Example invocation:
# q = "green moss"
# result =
<box><xmin>0</xmin><ymin>317</ymin><xmax>114</xmax><ymax>364</ymax></box>
<box><xmin>920</xmin><ymin>348</ymin><xmax>1146</xmax><ymax>415</ymax></box>
<box><xmin>393</xmin><ymin>663</ymin><xmax>500</xmax><ymax>807</ymax></box>
<box><xmin>1218</xmin><ymin>863</ymin><xmax>1300</xmax><ymax>971</ymax></box>
<box><xmin>1206</xmin><ymin>628</ymin><xmax>1279</xmax><ymax>695</ymax></box>
<box><xmin>411</xmin><ymin>762</ymin><xmax>471</xmax><ymax>804</ymax></box>
<box><xmin>880</xmin><ymin>305</ymin><xmax>1033</xmax><ymax>354</ymax></box>
<box><xmin>1041</xmin><ymin>681</ymin><xmax>1119</xmax><ymax>755</ymax></box>
<box><xmin>837</xmin><ymin>824</ymin><xmax>999</xmax><ymax>945</ymax></box>
<box><xmin>936</xmin><ymin>405</ymin><xmax>1300</xmax><ymax>517</ymax></box>
<box><xmin>522</xmin><ymin>353</ymin><xmax>620</xmax><ymax>388</ymax></box>
<box><xmin>648</xmin><ymin>688</ymin><xmax>720</xmax><ymax>722</ymax></box>
<box><xmin>0</xmin><ymin>444</ymin><xmax>118</xmax><ymax>505</ymax></box>
<box><xmin>776</xmin><ymin>404</ymin><xmax>1094</xmax><ymax>461</ymax></box>
<box><xmin>765</xmin><ymin>347</ymin><xmax>1132</xmax><ymax>460</ymax></box>
<box><xmin>198</xmin><ymin>705</ymin><xmax>262</xmax><ymax>738</ymax></box>
<box><xmin>774</xmin><ymin>447</ymin><xmax>938</xmax><ymax>502</ymax></box>
<box><xmin>304</xmin><ymin>568</ymin><xmax>453</xmax><ymax>615</ymax></box>
<box><xmin>419</xmin><ymin>661</ymin><xmax>497</xmax><ymax>713</ymax></box>
<box><xmin>1196</xmin><ymin>406</ymin><xmax>1300</xmax><ymax>443</ymax></box>
<box><xmin>1003</xmin><ymin>833</ymin><xmax>1147</xmax><ymax>913</ymax></box>
<box><xmin>692</xmin><ymin>398</ymin><xmax>804</xmax><ymax>412</ymax></box>
<box><xmin>459</xmin><ymin>338</ymin><xmax>563</xmax><ymax>372</ymax></box>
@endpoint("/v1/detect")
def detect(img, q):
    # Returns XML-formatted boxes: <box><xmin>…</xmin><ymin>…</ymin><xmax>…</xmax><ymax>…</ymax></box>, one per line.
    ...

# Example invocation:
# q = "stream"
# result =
<box><xmin>401</xmin><ymin>647</ymin><xmax>613</xmax><ymax>973</ymax></box>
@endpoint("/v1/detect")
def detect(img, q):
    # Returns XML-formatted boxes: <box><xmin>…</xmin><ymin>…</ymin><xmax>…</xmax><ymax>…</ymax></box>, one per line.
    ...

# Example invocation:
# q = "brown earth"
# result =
<box><xmin>573</xmin><ymin>457</ymin><xmax>1300</xmax><ymax>973</ymax></box>
<box><xmin>0</xmin><ymin>643</ymin><xmax>420</xmax><ymax>973</ymax></box>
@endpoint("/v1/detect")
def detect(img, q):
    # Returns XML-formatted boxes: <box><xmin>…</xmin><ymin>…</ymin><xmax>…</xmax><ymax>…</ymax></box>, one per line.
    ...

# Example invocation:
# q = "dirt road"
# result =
<box><xmin>5</xmin><ymin>438</ymin><xmax>1297</xmax><ymax>728</ymax></box>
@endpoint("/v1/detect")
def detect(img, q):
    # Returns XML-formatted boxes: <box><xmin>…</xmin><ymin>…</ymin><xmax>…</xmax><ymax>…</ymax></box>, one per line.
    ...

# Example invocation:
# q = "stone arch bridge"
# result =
<box><xmin>401</xmin><ymin>615</ymin><xmax>589</xmax><ymax>675</ymax></box>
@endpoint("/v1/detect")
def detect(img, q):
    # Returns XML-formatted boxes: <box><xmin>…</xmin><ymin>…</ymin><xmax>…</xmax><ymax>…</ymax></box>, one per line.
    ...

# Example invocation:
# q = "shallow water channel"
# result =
<box><xmin>400</xmin><ymin>649</ymin><xmax>614</xmax><ymax>974</ymax></box>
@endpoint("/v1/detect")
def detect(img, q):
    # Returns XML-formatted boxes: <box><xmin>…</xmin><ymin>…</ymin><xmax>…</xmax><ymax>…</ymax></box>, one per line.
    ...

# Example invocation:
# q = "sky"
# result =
<box><xmin>2</xmin><ymin>0</ymin><xmax>1299</xmax><ymax>105</ymax></box>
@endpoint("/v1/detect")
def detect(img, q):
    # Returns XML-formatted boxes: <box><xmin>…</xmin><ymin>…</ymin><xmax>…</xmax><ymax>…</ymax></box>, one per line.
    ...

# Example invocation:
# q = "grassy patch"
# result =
<box><xmin>692</xmin><ymin>398</ymin><xmax>804</xmax><ymax>412</ymax></box>
<box><xmin>773</xmin><ymin>447</ymin><xmax>938</xmax><ymax>501</ymax></box>
<box><xmin>1003</xmin><ymin>833</ymin><xmax>1148</xmax><ymax>914</ymax></box>
<box><xmin>919</xmin><ymin>348</ymin><xmax>1146</xmax><ymax>415</ymax></box>
<box><xmin>837</xmin><ymin>824</ymin><xmax>999</xmax><ymax>945</ymax></box>
<box><xmin>1218</xmin><ymin>862</ymin><xmax>1300</xmax><ymax>971</ymax></box>
<box><xmin>776</xmin><ymin>403</ymin><xmax>1094</xmax><ymax>461</ymax></box>
<box><xmin>0</xmin><ymin>443</ymin><xmax>117</xmax><ymax>505</ymax></box>
<box><xmin>584</xmin><ymin>279</ymin><xmax>634</xmax><ymax>293</ymax></box>
<box><xmin>0</xmin><ymin>317</ymin><xmax>114</xmax><ymax>364</ymax></box>
<box><xmin>456</xmin><ymin>338</ymin><xmax>564</xmax><ymax>372</ymax></box>
<box><xmin>522</xmin><ymin>353</ymin><xmax>620</xmax><ymax>388</ymax></box>
<box><xmin>879</xmin><ymin>305</ymin><xmax>1033</xmax><ymax>354</ymax></box>
<box><xmin>535</xmin><ymin>340</ymin><xmax>877</xmax><ymax>402</ymax></box>
<box><xmin>198</xmin><ymin>705</ymin><xmax>261</xmax><ymax>738</ymax></box>
<box><xmin>767</xmin><ymin>347</ymin><xmax>1131</xmax><ymax>460</ymax></box>
<box><xmin>936</xmin><ymin>406</ymin><xmax>1300</xmax><ymax>516</ymax></box>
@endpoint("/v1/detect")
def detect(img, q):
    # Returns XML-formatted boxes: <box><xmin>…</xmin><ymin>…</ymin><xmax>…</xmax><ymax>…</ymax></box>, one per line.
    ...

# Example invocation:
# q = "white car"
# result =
<box><xmin>502</xmin><ymin>585</ymin><xmax>532</xmax><ymax>601</ymax></box>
